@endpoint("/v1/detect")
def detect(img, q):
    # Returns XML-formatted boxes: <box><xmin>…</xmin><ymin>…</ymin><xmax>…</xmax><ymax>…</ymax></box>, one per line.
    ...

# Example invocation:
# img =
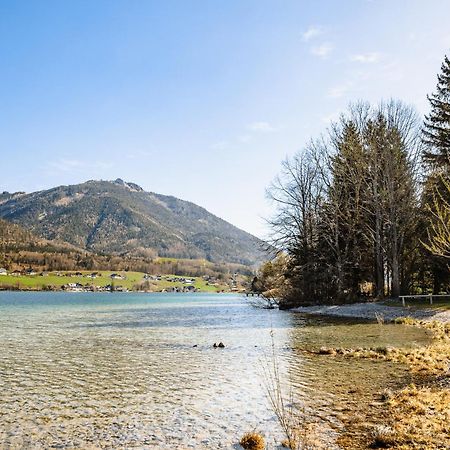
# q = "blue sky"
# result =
<box><xmin>0</xmin><ymin>1</ymin><xmax>449</xmax><ymax>237</ymax></box>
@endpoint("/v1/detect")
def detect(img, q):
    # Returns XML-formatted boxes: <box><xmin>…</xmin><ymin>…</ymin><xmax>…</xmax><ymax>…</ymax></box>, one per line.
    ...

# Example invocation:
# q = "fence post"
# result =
<box><xmin>429</xmin><ymin>294</ymin><xmax>433</xmax><ymax>305</ymax></box>
<box><xmin>401</xmin><ymin>296</ymin><xmax>405</xmax><ymax>307</ymax></box>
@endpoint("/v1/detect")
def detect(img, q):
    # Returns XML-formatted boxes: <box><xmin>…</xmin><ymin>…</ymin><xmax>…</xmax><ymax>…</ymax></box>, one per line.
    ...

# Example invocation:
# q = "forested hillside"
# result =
<box><xmin>0</xmin><ymin>218</ymin><xmax>253</xmax><ymax>280</ymax></box>
<box><xmin>0</xmin><ymin>178</ymin><xmax>265</xmax><ymax>266</ymax></box>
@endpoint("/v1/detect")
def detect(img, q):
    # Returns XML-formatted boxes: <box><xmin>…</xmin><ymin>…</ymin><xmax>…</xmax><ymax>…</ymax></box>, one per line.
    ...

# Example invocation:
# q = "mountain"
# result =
<box><xmin>0</xmin><ymin>179</ymin><xmax>265</xmax><ymax>265</ymax></box>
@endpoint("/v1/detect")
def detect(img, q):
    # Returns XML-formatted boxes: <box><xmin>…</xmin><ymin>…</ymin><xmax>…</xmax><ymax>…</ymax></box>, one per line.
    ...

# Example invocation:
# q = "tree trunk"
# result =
<box><xmin>374</xmin><ymin>213</ymin><xmax>384</xmax><ymax>298</ymax></box>
<box><xmin>391</xmin><ymin>252</ymin><xmax>400</xmax><ymax>298</ymax></box>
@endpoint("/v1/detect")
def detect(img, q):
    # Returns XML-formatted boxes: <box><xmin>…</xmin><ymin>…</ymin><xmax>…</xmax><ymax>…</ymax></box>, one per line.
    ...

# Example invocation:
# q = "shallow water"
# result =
<box><xmin>0</xmin><ymin>292</ymin><xmax>430</xmax><ymax>449</ymax></box>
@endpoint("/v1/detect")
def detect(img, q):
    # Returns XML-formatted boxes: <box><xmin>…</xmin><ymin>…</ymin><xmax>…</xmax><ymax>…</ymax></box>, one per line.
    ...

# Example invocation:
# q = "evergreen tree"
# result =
<box><xmin>422</xmin><ymin>54</ymin><xmax>450</xmax><ymax>292</ymax></box>
<box><xmin>423</xmin><ymin>55</ymin><xmax>450</xmax><ymax>166</ymax></box>
<box><xmin>324</xmin><ymin>120</ymin><xmax>370</xmax><ymax>300</ymax></box>
<box><xmin>424</xmin><ymin>174</ymin><xmax>450</xmax><ymax>259</ymax></box>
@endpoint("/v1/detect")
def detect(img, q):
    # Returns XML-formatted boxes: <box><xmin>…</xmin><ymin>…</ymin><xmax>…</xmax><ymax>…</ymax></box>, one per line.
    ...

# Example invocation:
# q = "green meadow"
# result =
<box><xmin>0</xmin><ymin>271</ymin><xmax>229</xmax><ymax>293</ymax></box>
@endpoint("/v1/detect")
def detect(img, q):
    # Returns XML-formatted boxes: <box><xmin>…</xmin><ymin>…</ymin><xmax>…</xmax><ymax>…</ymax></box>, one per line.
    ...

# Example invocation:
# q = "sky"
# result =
<box><xmin>0</xmin><ymin>0</ymin><xmax>449</xmax><ymax>238</ymax></box>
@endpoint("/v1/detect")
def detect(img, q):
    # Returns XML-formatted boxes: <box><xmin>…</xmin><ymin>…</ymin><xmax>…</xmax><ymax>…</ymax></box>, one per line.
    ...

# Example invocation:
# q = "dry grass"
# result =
<box><xmin>369</xmin><ymin>318</ymin><xmax>450</xmax><ymax>449</ymax></box>
<box><xmin>306</xmin><ymin>317</ymin><xmax>449</xmax><ymax>448</ymax></box>
<box><xmin>370</xmin><ymin>425</ymin><xmax>397</xmax><ymax>448</ymax></box>
<box><xmin>392</xmin><ymin>316</ymin><xmax>417</xmax><ymax>326</ymax></box>
<box><xmin>309</xmin><ymin>318</ymin><xmax>450</xmax><ymax>375</ymax></box>
<box><xmin>370</xmin><ymin>384</ymin><xmax>450</xmax><ymax>449</ymax></box>
<box><xmin>239</xmin><ymin>432</ymin><xmax>265</xmax><ymax>450</ymax></box>
<box><xmin>375</xmin><ymin>312</ymin><xmax>385</xmax><ymax>325</ymax></box>
<box><xmin>386</xmin><ymin>319</ymin><xmax>450</xmax><ymax>374</ymax></box>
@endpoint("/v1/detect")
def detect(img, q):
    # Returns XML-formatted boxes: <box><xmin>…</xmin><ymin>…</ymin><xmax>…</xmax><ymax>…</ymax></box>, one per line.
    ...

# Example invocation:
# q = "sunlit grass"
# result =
<box><xmin>310</xmin><ymin>319</ymin><xmax>449</xmax><ymax>375</ymax></box>
<box><xmin>239</xmin><ymin>432</ymin><xmax>265</xmax><ymax>450</ymax></box>
<box><xmin>0</xmin><ymin>271</ymin><xmax>228</xmax><ymax>292</ymax></box>
<box><xmin>371</xmin><ymin>384</ymin><xmax>450</xmax><ymax>449</ymax></box>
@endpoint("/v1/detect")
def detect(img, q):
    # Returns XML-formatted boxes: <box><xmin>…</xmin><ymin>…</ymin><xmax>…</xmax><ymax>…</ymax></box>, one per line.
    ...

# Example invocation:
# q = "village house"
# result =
<box><xmin>184</xmin><ymin>285</ymin><xmax>197</xmax><ymax>292</ymax></box>
<box><xmin>143</xmin><ymin>274</ymin><xmax>158</xmax><ymax>280</ymax></box>
<box><xmin>110</xmin><ymin>273</ymin><xmax>125</xmax><ymax>280</ymax></box>
<box><xmin>62</xmin><ymin>283</ymin><xmax>85</xmax><ymax>292</ymax></box>
<box><xmin>85</xmin><ymin>272</ymin><xmax>99</xmax><ymax>279</ymax></box>
<box><xmin>0</xmin><ymin>268</ymin><xmax>7</xmax><ymax>275</ymax></box>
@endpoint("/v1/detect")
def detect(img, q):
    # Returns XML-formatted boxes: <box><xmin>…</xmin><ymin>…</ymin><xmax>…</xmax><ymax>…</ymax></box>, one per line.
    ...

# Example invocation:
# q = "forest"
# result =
<box><xmin>256</xmin><ymin>54</ymin><xmax>450</xmax><ymax>307</ymax></box>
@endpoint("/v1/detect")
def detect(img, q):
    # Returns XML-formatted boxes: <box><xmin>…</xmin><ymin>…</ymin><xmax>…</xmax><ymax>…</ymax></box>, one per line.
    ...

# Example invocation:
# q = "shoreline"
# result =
<box><xmin>292</xmin><ymin>302</ymin><xmax>450</xmax><ymax>449</ymax></box>
<box><xmin>291</xmin><ymin>301</ymin><xmax>450</xmax><ymax>324</ymax></box>
<box><xmin>0</xmin><ymin>288</ymin><xmax>235</xmax><ymax>294</ymax></box>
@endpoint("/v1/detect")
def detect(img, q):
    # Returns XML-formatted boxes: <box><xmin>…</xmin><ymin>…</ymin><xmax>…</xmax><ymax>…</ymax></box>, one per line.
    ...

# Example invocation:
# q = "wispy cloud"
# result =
<box><xmin>44</xmin><ymin>157</ymin><xmax>113</xmax><ymax>174</ymax></box>
<box><xmin>378</xmin><ymin>61</ymin><xmax>404</xmax><ymax>83</ymax></box>
<box><xmin>311</xmin><ymin>43</ymin><xmax>334</xmax><ymax>58</ymax></box>
<box><xmin>327</xmin><ymin>82</ymin><xmax>353</xmax><ymax>99</ymax></box>
<box><xmin>350</xmin><ymin>52</ymin><xmax>381</xmax><ymax>64</ymax></box>
<box><xmin>211</xmin><ymin>123</ymin><xmax>277</xmax><ymax>152</ymax></box>
<box><xmin>46</xmin><ymin>158</ymin><xmax>85</xmax><ymax>172</ymax></box>
<box><xmin>302</xmin><ymin>25</ymin><xmax>323</xmax><ymax>42</ymax></box>
<box><xmin>247</xmin><ymin>121</ymin><xmax>278</xmax><ymax>133</ymax></box>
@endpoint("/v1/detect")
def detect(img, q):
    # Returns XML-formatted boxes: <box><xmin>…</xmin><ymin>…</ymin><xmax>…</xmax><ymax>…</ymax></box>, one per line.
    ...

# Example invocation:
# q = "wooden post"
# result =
<box><xmin>429</xmin><ymin>294</ymin><xmax>433</xmax><ymax>305</ymax></box>
<box><xmin>401</xmin><ymin>296</ymin><xmax>405</xmax><ymax>307</ymax></box>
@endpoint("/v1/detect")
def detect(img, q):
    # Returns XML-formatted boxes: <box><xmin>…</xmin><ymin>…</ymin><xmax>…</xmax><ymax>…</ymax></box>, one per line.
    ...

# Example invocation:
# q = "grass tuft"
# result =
<box><xmin>239</xmin><ymin>432</ymin><xmax>265</xmax><ymax>450</ymax></box>
<box><xmin>370</xmin><ymin>425</ymin><xmax>397</xmax><ymax>448</ymax></box>
<box><xmin>392</xmin><ymin>316</ymin><xmax>416</xmax><ymax>325</ymax></box>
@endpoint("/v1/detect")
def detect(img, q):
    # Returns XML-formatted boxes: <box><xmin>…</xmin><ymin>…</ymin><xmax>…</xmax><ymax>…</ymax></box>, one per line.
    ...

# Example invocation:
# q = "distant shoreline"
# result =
<box><xmin>0</xmin><ymin>288</ymin><xmax>233</xmax><ymax>294</ymax></box>
<box><xmin>0</xmin><ymin>269</ymin><xmax>242</xmax><ymax>294</ymax></box>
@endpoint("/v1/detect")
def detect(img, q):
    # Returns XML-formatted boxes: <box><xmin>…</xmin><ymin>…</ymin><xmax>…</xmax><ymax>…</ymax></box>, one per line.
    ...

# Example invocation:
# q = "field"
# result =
<box><xmin>0</xmin><ymin>271</ymin><xmax>231</xmax><ymax>293</ymax></box>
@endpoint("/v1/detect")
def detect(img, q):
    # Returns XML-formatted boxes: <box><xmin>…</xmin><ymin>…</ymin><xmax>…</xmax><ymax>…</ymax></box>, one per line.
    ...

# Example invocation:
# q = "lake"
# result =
<box><xmin>0</xmin><ymin>292</ymin><xmax>430</xmax><ymax>449</ymax></box>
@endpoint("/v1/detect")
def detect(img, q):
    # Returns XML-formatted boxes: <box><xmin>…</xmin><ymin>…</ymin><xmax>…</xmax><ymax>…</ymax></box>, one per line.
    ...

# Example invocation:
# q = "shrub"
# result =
<box><xmin>240</xmin><ymin>432</ymin><xmax>265</xmax><ymax>450</ymax></box>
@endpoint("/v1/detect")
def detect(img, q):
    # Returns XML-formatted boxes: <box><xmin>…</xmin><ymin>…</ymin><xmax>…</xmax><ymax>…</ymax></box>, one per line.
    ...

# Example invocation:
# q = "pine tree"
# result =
<box><xmin>423</xmin><ymin>55</ymin><xmax>450</xmax><ymax>166</ymax></box>
<box><xmin>324</xmin><ymin>120</ymin><xmax>370</xmax><ymax>300</ymax></box>
<box><xmin>422</xmin><ymin>55</ymin><xmax>450</xmax><ymax>292</ymax></box>
<box><xmin>424</xmin><ymin>174</ymin><xmax>450</xmax><ymax>259</ymax></box>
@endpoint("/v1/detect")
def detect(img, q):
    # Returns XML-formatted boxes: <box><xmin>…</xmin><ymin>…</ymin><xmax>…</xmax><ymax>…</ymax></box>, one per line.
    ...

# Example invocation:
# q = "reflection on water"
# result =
<box><xmin>0</xmin><ymin>293</ymin><xmax>430</xmax><ymax>449</ymax></box>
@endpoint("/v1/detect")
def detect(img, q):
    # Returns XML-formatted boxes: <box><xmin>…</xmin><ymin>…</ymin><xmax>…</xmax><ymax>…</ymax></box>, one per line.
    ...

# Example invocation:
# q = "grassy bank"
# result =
<box><xmin>370</xmin><ymin>318</ymin><xmax>449</xmax><ymax>449</ymax></box>
<box><xmin>313</xmin><ymin>317</ymin><xmax>450</xmax><ymax>449</ymax></box>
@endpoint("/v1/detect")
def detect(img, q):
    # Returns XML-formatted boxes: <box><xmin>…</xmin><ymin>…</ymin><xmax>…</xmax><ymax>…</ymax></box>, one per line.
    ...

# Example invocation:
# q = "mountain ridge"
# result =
<box><xmin>0</xmin><ymin>179</ymin><xmax>265</xmax><ymax>265</ymax></box>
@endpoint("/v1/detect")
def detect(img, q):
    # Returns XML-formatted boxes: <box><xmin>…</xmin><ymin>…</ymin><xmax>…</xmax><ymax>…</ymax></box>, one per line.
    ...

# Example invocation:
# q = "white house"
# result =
<box><xmin>0</xmin><ymin>268</ymin><xmax>7</xmax><ymax>276</ymax></box>
<box><xmin>110</xmin><ymin>273</ymin><xmax>124</xmax><ymax>280</ymax></box>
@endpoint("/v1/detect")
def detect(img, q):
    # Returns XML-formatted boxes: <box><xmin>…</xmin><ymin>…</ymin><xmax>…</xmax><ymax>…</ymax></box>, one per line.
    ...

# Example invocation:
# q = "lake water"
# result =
<box><xmin>0</xmin><ymin>292</ymin><xmax>430</xmax><ymax>449</ymax></box>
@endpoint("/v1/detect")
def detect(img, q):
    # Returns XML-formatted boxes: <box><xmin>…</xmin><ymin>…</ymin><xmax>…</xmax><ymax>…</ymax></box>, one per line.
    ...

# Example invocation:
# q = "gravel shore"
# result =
<box><xmin>292</xmin><ymin>302</ymin><xmax>450</xmax><ymax>323</ymax></box>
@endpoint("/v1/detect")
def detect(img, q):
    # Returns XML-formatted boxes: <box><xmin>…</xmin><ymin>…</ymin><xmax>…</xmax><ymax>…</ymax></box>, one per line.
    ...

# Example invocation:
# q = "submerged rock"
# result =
<box><xmin>318</xmin><ymin>346</ymin><xmax>336</xmax><ymax>355</ymax></box>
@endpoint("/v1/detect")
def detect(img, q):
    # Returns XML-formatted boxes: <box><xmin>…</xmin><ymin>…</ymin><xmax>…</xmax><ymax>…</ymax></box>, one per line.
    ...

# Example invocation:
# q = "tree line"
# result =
<box><xmin>257</xmin><ymin>54</ymin><xmax>450</xmax><ymax>307</ymax></box>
